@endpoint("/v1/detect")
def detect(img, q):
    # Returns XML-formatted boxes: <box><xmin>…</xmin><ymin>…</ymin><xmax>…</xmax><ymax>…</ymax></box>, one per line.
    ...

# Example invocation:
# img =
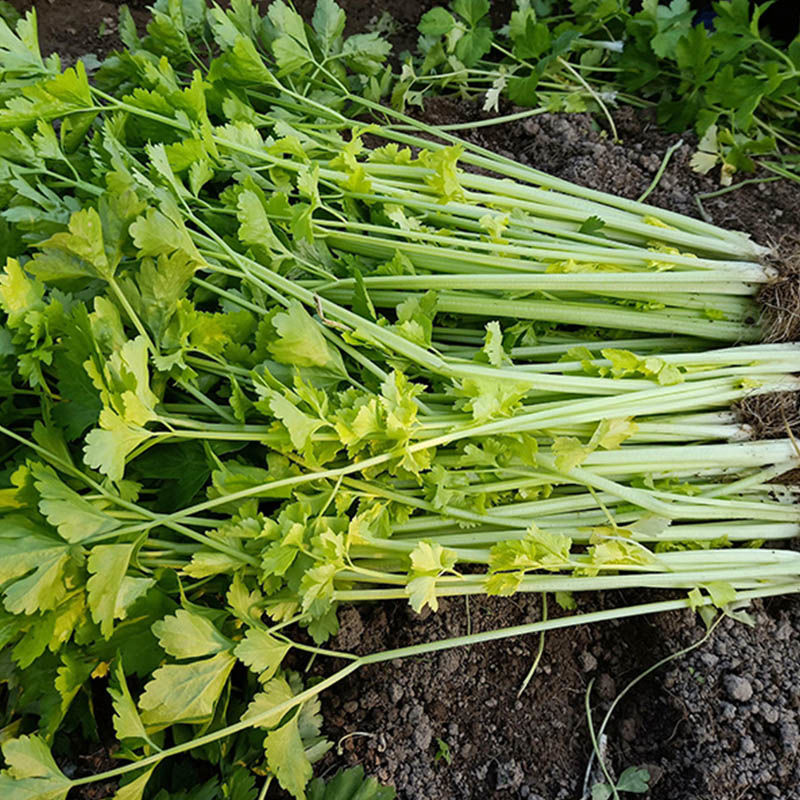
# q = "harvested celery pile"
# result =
<box><xmin>0</xmin><ymin>2</ymin><xmax>798</xmax><ymax>799</ymax></box>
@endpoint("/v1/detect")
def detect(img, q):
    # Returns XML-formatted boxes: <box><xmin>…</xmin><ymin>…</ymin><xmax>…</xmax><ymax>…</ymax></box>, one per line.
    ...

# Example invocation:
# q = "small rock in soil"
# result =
<box><xmin>724</xmin><ymin>675</ymin><xmax>754</xmax><ymax>703</ymax></box>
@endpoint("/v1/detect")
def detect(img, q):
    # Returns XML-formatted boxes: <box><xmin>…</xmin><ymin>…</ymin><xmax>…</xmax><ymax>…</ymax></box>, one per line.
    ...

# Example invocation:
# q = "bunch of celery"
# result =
<box><xmin>0</xmin><ymin>3</ymin><xmax>797</xmax><ymax>798</ymax></box>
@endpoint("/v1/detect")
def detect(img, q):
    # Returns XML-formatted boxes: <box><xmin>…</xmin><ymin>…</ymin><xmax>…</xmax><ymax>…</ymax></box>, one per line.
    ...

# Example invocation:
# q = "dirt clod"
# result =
<box><xmin>725</xmin><ymin>675</ymin><xmax>755</xmax><ymax>703</ymax></box>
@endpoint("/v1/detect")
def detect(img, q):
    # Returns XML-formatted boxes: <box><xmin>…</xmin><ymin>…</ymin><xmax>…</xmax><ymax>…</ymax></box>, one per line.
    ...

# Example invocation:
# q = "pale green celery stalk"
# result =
<box><xmin>449</xmin><ymin>369</ymin><xmax>666</xmax><ymax>396</ymax></box>
<box><xmin>341</xmin><ymin>186</ymin><xmax>658</xmax><ymax>253</ymax></box>
<box><xmin>511</xmin><ymin>364</ymin><xmax>791</xmax><ymax>386</ymax></box>
<box><xmin>125</xmin><ymin>428</ymin><xmax>288</xmax><ymax>446</ymax></box>
<box><xmin>385</xmin><ymin>523</ymin><xmax>800</xmax><ymax>548</ymax></box>
<box><xmin>558</xmin><ymin>409</ymin><xmax>737</xmax><ymax>426</ymax></box>
<box><xmin>396</xmin><ymin>507</ymin><xmax>776</xmax><ymax>534</ymax></box>
<box><xmin>514</xmin><ymin>344</ymin><xmax>797</xmax><ymax>373</ymax></box>
<box><xmin>422</xmin><ymin>412</ymin><xmax>752</xmax><ymax>444</ymax></box>
<box><xmin>157</xmin><ymin>417</ymin><xmax>274</xmax><ymax>435</ymax></box>
<box><xmin>335</xmin><ymin>569</ymin><xmax>800</xmax><ymax>603</ymax></box>
<box><xmin>160</xmin><ymin>402</ymin><xmax>225</xmax><ymax>416</ymax></box>
<box><xmin>345</xmin><ymin>542</ymin><xmax>800</xmax><ymax>575</ymax></box>
<box><xmin>348</xmin><ymin>449</ymin><xmax>792</xmax><ymax>532</ymax></box>
<box><xmin>424</xmin><ymin>409</ymin><xmax>740</xmax><ymax>460</ymax></box>
<box><xmin>319</xmin><ymin>230</ymin><xmax>561</xmax><ymax>274</ymax></box>
<box><xmin>520</xmin><ymin>336</ymin><xmax>710</xmax><ymax>358</ymax></box>
<box><xmin>344</xmin><ymin>158</ymin><xmax>753</xmax><ymax>257</ymax></box>
<box><xmin>534</xmin><ymin>455</ymin><xmax>799</xmax><ymax>522</ymax></box>
<box><xmin>432</xmin><ymin>330</ymin><xmax>495</xmax><ymax>345</ymax></box>
<box><xmin>512</xmin><ymin>497</ymin><xmax>796</xmax><ymax>525</ymax></box>
<box><xmin>339</xmin><ymin>552</ymin><xmax>800</xmax><ymax>586</ymax></box>
<box><xmin>320</xmin><ymin>285</ymin><xmax>758</xmax><ymax>341</ymax></box>
<box><xmin>103</xmin><ymin>378</ymin><xmax>781</xmax><ymax>541</ymax></box>
<box><xmin>350</xmin><ymin>113</ymin><xmax>766</xmax><ymax>257</ymax></box>
<box><xmin>317</xmin><ymin>215</ymin><xmax>767</xmax><ymax>275</ymax></box>
<box><xmin>541</xmin><ymin>422</ymin><xmax>742</xmax><ymax>442</ymax></box>
<box><xmin>310</xmin><ymin>271</ymin><xmax>758</xmax><ymax>295</ymax></box>
<box><xmin>441</xmin><ymin>377</ymin><xmax>795</xmax><ymax>439</ymax></box>
<box><xmin>699</xmin><ymin>462</ymin><xmax>797</xmax><ymax>497</ymax></box>
<box><xmin>330</xmin><ymin>181</ymin><xmax>767</xmax><ymax>272</ymax></box>
<box><xmin>649</xmin><ymin>485</ymin><xmax>799</xmax><ymax>515</ymax></box>
<box><xmin>407</xmin><ymin>471</ymin><xmax>797</xmax><ymax>524</ymax></box>
<box><xmin>394</xmin><ymin>489</ymin><xmax>626</xmax><ymax>531</ymax></box>
<box><xmin>672</xmin><ymin>410</ymin><xmax>741</xmax><ymax>424</ymax></box>
<box><xmin>506</xmin><ymin>337</ymin><xmax>707</xmax><ymax>358</ymax></box>
<box><xmin>581</xmin><ymin>440</ymin><xmax>799</xmax><ymax>469</ymax></box>
<box><xmin>577</xmin><ymin>464</ymin><xmax>791</xmax><ymax>483</ymax></box>
<box><xmin>434</xmin><ymin>380</ymin><xmax>748</xmax><ymax>438</ymax></box>
<box><xmin>580</xmin><ymin>456</ymin><xmax>797</xmax><ymax>481</ymax></box>
<box><xmin>203</xmin><ymin>236</ymin><xmax>759</xmax><ymax>399</ymax></box>
<box><xmin>606</xmin><ymin>293</ymin><xmax>753</xmax><ymax>316</ymax></box>
<box><xmin>458</xmin><ymin>179</ymin><xmax>756</xmax><ymax>257</ymax></box>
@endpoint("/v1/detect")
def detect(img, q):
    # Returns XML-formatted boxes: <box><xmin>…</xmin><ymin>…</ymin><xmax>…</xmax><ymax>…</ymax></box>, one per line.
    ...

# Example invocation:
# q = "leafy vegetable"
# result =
<box><xmin>410</xmin><ymin>0</ymin><xmax>800</xmax><ymax>183</ymax></box>
<box><xmin>0</xmin><ymin>2</ymin><xmax>796</xmax><ymax>799</ymax></box>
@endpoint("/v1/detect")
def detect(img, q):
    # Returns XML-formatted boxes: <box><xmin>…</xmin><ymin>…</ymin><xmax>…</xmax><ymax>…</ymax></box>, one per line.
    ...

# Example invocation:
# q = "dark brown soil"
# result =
<box><xmin>9</xmin><ymin>2</ymin><xmax>800</xmax><ymax>800</ymax></box>
<box><xmin>8</xmin><ymin>0</ymin><xmax>150</xmax><ymax>64</ymax></box>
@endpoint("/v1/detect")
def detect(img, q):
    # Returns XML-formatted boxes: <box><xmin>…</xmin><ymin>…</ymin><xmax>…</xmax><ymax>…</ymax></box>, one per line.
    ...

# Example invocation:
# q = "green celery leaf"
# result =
<box><xmin>32</xmin><ymin>463</ymin><xmax>120</xmax><ymax>544</ymax></box>
<box><xmin>83</xmin><ymin>410</ymin><xmax>151</xmax><ymax>482</ymax></box>
<box><xmin>342</xmin><ymin>33</ymin><xmax>392</xmax><ymax>76</ymax></box>
<box><xmin>419</xmin><ymin>7</ymin><xmax>456</xmax><ymax>37</ymax></box>
<box><xmin>53</xmin><ymin>652</ymin><xmax>96</xmax><ymax>729</ymax></box>
<box><xmin>453</xmin><ymin>0</ymin><xmax>489</xmax><ymax>26</ymax></box>
<box><xmin>552</xmin><ymin>436</ymin><xmax>593</xmax><ymax>472</ymax></box>
<box><xmin>129</xmin><ymin>203</ymin><xmax>201</xmax><ymax>263</ymax></box>
<box><xmin>127</xmin><ymin>251</ymin><xmax>197</xmax><ymax>340</ymax></box>
<box><xmin>308</xmin><ymin>766</ymin><xmax>396</xmax><ymax>800</ymax></box>
<box><xmin>0</xmin><ymin>62</ymin><xmax>93</xmax><ymax>133</ymax></box>
<box><xmin>267</xmin><ymin>301</ymin><xmax>335</xmax><ymax>367</ymax></box>
<box><xmin>234</xmin><ymin>627</ymin><xmax>290</xmax><ymax>681</ymax></box>
<box><xmin>237</xmin><ymin>189</ymin><xmax>283</xmax><ymax>252</ymax></box>
<box><xmin>0</xmin><ymin>734</ymin><xmax>70</xmax><ymax>800</ymax></box>
<box><xmin>455</xmin><ymin>27</ymin><xmax>493</xmax><ymax>67</ymax></box>
<box><xmin>109</xmin><ymin>657</ymin><xmax>149</xmax><ymax>743</ymax></box>
<box><xmin>706</xmin><ymin>580</ymin><xmax>736</xmax><ymax>608</ymax></box>
<box><xmin>243</xmin><ymin>676</ymin><xmax>294</xmax><ymax>729</ymax></box>
<box><xmin>299</xmin><ymin>562</ymin><xmax>338</xmax><ymax>616</ymax></box>
<box><xmin>268</xmin><ymin>0</ymin><xmax>309</xmax><ymax>45</ymax></box>
<box><xmin>138</xmin><ymin>651</ymin><xmax>237</xmax><ymax>727</ymax></box>
<box><xmin>226</xmin><ymin>573</ymin><xmax>264</xmax><ymax>624</ymax></box>
<box><xmin>0</xmin><ymin>516</ymin><xmax>72</xmax><ymax>615</ymax></box>
<box><xmin>35</xmin><ymin>207</ymin><xmax>114</xmax><ymax>280</ymax></box>
<box><xmin>615</xmin><ymin>766</ymin><xmax>650</xmax><ymax>794</ymax></box>
<box><xmin>111</xmin><ymin>768</ymin><xmax>155</xmax><ymax>800</ymax></box>
<box><xmin>151</xmin><ymin>609</ymin><xmax>232</xmax><ymax>659</ymax></box>
<box><xmin>269</xmin><ymin>392</ymin><xmax>326</xmax><ymax>451</ymax></box>
<box><xmin>208</xmin><ymin>36</ymin><xmax>274</xmax><ymax>85</ymax></box>
<box><xmin>273</xmin><ymin>35</ymin><xmax>314</xmax><ymax>73</ymax></box>
<box><xmin>264</xmin><ymin>715</ymin><xmax>313</xmax><ymax>800</ymax></box>
<box><xmin>452</xmin><ymin>376</ymin><xmax>528</xmax><ymax>422</ymax></box>
<box><xmin>405</xmin><ymin>575</ymin><xmax>439</xmax><ymax>613</ymax></box>
<box><xmin>0</xmin><ymin>259</ymin><xmax>44</xmax><ymax>328</ymax></box>
<box><xmin>87</xmin><ymin>544</ymin><xmax>154</xmax><ymax>639</ymax></box>
<box><xmin>0</xmin><ymin>9</ymin><xmax>47</xmax><ymax>74</ymax></box>
<box><xmin>507</xmin><ymin>72</ymin><xmax>539</xmax><ymax>106</ymax></box>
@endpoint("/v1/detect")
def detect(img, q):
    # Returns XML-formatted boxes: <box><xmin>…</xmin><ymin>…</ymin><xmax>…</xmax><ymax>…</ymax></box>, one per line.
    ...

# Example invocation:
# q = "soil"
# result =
<box><xmin>7</xmin><ymin>2</ymin><xmax>800</xmax><ymax>799</ymax></box>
